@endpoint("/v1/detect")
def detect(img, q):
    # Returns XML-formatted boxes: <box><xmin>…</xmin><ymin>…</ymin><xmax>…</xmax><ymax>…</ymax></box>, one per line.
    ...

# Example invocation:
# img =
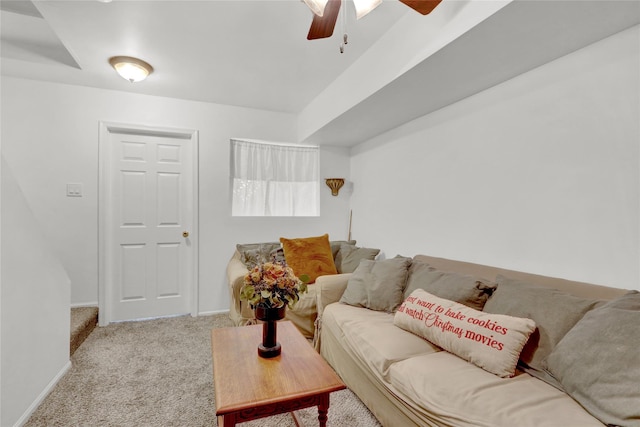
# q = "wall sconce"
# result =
<box><xmin>109</xmin><ymin>56</ymin><xmax>154</xmax><ymax>83</ymax></box>
<box><xmin>325</xmin><ymin>178</ymin><xmax>345</xmax><ymax>196</ymax></box>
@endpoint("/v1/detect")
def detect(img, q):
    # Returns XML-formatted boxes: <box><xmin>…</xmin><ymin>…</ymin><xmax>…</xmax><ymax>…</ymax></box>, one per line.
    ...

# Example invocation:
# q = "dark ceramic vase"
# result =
<box><xmin>255</xmin><ymin>305</ymin><xmax>286</xmax><ymax>358</ymax></box>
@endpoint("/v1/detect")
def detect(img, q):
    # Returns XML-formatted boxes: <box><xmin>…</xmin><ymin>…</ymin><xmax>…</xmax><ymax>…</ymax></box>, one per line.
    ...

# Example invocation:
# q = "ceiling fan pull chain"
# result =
<box><xmin>340</xmin><ymin>0</ymin><xmax>348</xmax><ymax>53</ymax></box>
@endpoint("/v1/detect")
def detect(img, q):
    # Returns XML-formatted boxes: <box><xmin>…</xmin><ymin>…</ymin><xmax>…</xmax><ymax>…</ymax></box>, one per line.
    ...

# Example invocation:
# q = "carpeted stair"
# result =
<box><xmin>70</xmin><ymin>307</ymin><xmax>98</xmax><ymax>356</ymax></box>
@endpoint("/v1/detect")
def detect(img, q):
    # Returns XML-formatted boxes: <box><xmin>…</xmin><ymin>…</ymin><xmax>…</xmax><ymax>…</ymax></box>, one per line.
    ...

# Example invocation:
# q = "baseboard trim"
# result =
<box><xmin>198</xmin><ymin>309</ymin><xmax>230</xmax><ymax>316</ymax></box>
<box><xmin>14</xmin><ymin>360</ymin><xmax>72</xmax><ymax>427</ymax></box>
<box><xmin>70</xmin><ymin>302</ymin><xmax>98</xmax><ymax>308</ymax></box>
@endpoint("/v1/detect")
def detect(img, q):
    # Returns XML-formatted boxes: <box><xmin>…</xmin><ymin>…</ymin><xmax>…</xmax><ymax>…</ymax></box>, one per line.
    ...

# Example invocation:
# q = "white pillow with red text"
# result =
<box><xmin>394</xmin><ymin>289</ymin><xmax>536</xmax><ymax>377</ymax></box>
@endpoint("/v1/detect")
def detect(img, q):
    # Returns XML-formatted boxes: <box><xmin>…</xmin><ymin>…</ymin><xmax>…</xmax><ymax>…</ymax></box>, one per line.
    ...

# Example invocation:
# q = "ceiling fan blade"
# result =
<box><xmin>307</xmin><ymin>0</ymin><xmax>342</xmax><ymax>40</ymax></box>
<box><xmin>399</xmin><ymin>0</ymin><xmax>442</xmax><ymax>15</ymax></box>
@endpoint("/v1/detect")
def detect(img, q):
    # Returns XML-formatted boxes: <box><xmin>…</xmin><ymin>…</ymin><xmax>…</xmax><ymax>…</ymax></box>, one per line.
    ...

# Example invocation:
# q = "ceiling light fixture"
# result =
<box><xmin>108</xmin><ymin>56</ymin><xmax>153</xmax><ymax>83</ymax></box>
<box><xmin>306</xmin><ymin>0</ymin><xmax>442</xmax><ymax>41</ymax></box>
<box><xmin>304</xmin><ymin>0</ymin><xmax>381</xmax><ymax>18</ymax></box>
<box><xmin>303</xmin><ymin>0</ymin><xmax>329</xmax><ymax>16</ymax></box>
<box><xmin>352</xmin><ymin>0</ymin><xmax>382</xmax><ymax>19</ymax></box>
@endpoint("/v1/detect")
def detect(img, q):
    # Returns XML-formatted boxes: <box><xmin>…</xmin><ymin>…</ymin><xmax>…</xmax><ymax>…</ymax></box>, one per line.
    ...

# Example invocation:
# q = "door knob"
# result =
<box><xmin>182</xmin><ymin>231</ymin><xmax>189</xmax><ymax>238</ymax></box>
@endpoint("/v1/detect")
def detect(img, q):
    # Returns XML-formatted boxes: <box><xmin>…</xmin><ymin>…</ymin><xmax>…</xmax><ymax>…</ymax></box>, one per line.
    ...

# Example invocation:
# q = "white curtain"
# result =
<box><xmin>230</xmin><ymin>139</ymin><xmax>320</xmax><ymax>216</ymax></box>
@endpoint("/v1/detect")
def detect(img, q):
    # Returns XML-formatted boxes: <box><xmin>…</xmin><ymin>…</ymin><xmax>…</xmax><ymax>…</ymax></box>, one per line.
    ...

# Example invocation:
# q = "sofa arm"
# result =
<box><xmin>313</xmin><ymin>273</ymin><xmax>351</xmax><ymax>351</ymax></box>
<box><xmin>316</xmin><ymin>273</ymin><xmax>351</xmax><ymax>314</ymax></box>
<box><xmin>227</xmin><ymin>251</ymin><xmax>250</xmax><ymax>324</ymax></box>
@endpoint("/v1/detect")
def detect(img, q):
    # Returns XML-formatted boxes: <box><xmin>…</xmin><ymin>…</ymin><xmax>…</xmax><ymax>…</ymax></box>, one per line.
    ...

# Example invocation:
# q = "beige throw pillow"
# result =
<box><xmin>394</xmin><ymin>289</ymin><xmax>536</xmax><ymax>378</ymax></box>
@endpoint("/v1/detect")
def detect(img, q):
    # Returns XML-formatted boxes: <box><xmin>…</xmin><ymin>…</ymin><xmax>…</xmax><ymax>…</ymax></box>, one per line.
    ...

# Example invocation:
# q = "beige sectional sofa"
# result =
<box><xmin>314</xmin><ymin>254</ymin><xmax>639</xmax><ymax>427</ymax></box>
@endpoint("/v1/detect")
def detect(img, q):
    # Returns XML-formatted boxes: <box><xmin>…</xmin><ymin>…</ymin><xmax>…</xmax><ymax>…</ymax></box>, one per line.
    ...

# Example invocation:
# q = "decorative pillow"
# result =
<box><xmin>269</xmin><ymin>247</ymin><xmax>286</xmax><ymax>263</ymax></box>
<box><xmin>330</xmin><ymin>240</ymin><xmax>356</xmax><ymax>259</ymax></box>
<box><xmin>545</xmin><ymin>291</ymin><xmax>640</xmax><ymax>427</ymax></box>
<box><xmin>403</xmin><ymin>260</ymin><xmax>496</xmax><ymax>311</ymax></box>
<box><xmin>236</xmin><ymin>242</ymin><xmax>281</xmax><ymax>269</ymax></box>
<box><xmin>334</xmin><ymin>244</ymin><xmax>380</xmax><ymax>274</ymax></box>
<box><xmin>395</xmin><ymin>289</ymin><xmax>536</xmax><ymax>377</ymax></box>
<box><xmin>483</xmin><ymin>275</ymin><xmax>602</xmax><ymax>374</ymax></box>
<box><xmin>340</xmin><ymin>257</ymin><xmax>412</xmax><ymax>312</ymax></box>
<box><xmin>280</xmin><ymin>234</ymin><xmax>337</xmax><ymax>284</ymax></box>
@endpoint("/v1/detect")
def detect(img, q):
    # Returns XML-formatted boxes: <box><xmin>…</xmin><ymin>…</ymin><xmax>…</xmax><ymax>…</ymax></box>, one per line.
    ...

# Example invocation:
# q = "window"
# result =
<box><xmin>230</xmin><ymin>139</ymin><xmax>320</xmax><ymax>216</ymax></box>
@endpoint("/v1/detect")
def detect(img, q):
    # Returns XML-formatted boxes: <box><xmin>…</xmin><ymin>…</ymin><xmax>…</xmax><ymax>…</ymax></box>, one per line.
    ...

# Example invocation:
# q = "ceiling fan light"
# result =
<box><xmin>353</xmin><ymin>0</ymin><xmax>382</xmax><ymax>19</ymax></box>
<box><xmin>109</xmin><ymin>56</ymin><xmax>153</xmax><ymax>83</ymax></box>
<box><xmin>303</xmin><ymin>0</ymin><xmax>329</xmax><ymax>17</ymax></box>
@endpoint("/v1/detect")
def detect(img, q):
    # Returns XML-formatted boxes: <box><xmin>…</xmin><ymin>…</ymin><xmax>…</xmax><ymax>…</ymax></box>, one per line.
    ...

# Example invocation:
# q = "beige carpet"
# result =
<box><xmin>25</xmin><ymin>313</ymin><xmax>381</xmax><ymax>427</ymax></box>
<box><xmin>70</xmin><ymin>307</ymin><xmax>98</xmax><ymax>356</ymax></box>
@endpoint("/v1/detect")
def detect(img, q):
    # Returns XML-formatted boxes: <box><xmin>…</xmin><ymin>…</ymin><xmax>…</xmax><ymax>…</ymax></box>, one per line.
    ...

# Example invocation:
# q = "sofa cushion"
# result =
<box><xmin>388</xmin><ymin>351</ymin><xmax>606</xmax><ymax>427</ymax></box>
<box><xmin>323</xmin><ymin>303</ymin><xmax>440</xmax><ymax>380</ymax></box>
<box><xmin>340</xmin><ymin>257</ymin><xmax>412</xmax><ymax>313</ymax></box>
<box><xmin>545</xmin><ymin>291</ymin><xmax>640</xmax><ymax>427</ymax></box>
<box><xmin>284</xmin><ymin>284</ymin><xmax>318</xmax><ymax>339</ymax></box>
<box><xmin>395</xmin><ymin>289</ymin><xmax>536</xmax><ymax>377</ymax></box>
<box><xmin>280</xmin><ymin>234</ymin><xmax>337</xmax><ymax>284</ymax></box>
<box><xmin>329</xmin><ymin>239</ymin><xmax>356</xmax><ymax>259</ymax></box>
<box><xmin>236</xmin><ymin>242</ymin><xmax>281</xmax><ymax>269</ymax></box>
<box><xmin>334</xmin><ymin>244</ymin><xmax>380</xmax><ymax>274</ymax></box>
<box><xmin>404</xmin><ymin>260</ymin><xmax>496</xmax><ymax>310</ymax></box>
<box><xmin>483</xmin><ymin>275</ymin><xmax>602</xmax><ymax>374</ymax></box>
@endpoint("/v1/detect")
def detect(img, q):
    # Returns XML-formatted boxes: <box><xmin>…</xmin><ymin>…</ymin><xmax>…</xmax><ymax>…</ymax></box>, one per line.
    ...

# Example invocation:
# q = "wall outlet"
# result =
<box><xmin>66</xmin><ymin>183</ymin><xmax>83</xmax><ymax>197</ymax></box>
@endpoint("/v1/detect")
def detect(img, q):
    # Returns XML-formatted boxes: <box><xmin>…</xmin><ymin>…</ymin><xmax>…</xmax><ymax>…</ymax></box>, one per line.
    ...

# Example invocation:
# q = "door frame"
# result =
<box><xmin>98</xmin><ymin>121</ymin><xmax>199</xmax><ymax>326</ymax></box>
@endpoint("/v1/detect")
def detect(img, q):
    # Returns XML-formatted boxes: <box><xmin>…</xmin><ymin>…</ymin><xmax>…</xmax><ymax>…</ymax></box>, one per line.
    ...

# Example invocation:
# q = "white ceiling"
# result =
<box><xmin>1</xmin><ymin>0</ymin><xmax>408</xmax><ymax>113</ymax></box>
<box><xmin>304</xmin><ymin>0</ymin><xmax>640</xmax><ymax>145</ymax></box>
<box><xmin>1</xmin><ymin>1</ymin><xmax>639</xmax><ymax>146</ymax></box>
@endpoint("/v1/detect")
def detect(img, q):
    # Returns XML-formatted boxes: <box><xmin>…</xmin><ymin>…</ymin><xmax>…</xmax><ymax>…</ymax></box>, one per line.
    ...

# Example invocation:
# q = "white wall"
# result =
<box><xmin>1</xmin><ymin>158</ymin><xmax>71</xmax><ymax>427</ymax></box>
<box><xmin>0</xmin><ymin>78</ymin><xmax>351</xmax><ymax>312</ymax></box>
<box><xmin>350</xmin><ymin>26</ymin><xmax>640</xmax><ymax>290</ymax></box>
<box><xmin>0</xmin><ymin>86</ymin><xmax>3</xmax><ymax>426</ymax></box>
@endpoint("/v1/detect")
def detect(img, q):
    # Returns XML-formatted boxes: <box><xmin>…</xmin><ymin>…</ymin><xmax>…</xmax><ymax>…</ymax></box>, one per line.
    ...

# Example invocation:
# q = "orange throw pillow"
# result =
<box><xmin>280</xmin><ymin>234</ymin><xmax>337</xmax><ymax>284</ymax></box>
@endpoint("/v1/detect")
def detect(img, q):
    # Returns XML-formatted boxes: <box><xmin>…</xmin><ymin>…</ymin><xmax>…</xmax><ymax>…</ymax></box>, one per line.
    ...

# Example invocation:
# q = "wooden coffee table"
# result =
<box><xmin>211</xmin><ymin>321</ymin><xmax>346</xmax><ymax>427</ymax></box>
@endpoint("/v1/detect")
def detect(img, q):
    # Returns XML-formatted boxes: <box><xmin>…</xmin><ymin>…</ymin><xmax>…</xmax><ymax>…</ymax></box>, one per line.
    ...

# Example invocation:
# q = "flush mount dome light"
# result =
<box><xmin>108</xmin><ymin>56</ymin><xmax>153</xmax><ymax>83</ymax></box>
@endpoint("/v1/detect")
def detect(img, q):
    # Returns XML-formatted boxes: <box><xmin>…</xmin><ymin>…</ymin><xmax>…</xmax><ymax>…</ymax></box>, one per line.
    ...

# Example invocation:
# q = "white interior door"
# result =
<box><xmin>100</xmin><ymin>124</ymin><xmax>198</xmax><ymax>324</ymax></box>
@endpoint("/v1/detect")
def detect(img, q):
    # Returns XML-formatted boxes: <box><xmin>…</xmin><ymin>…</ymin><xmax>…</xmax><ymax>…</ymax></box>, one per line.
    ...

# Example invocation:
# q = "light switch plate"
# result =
<box><xmin>66</xmin><ymin>183</ymin><xmax>83</xmax><ymax>197</ymax></box>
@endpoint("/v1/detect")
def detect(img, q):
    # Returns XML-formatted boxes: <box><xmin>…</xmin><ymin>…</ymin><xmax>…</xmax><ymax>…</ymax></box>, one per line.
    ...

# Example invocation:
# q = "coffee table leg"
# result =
<box><xmin>318</xmin><ymin>393</ymin><xmax>330</xmax><ymax>427</ymax></box>
<box><xmin>218</xmin><ymin>414</ymin><xmax>236</xmax><ymax>427</ymax></box>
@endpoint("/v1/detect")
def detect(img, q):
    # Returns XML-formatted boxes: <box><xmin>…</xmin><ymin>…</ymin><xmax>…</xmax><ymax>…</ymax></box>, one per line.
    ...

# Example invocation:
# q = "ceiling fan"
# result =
<box><xmin>304</xmin><ymin>0</ymin><xmax>443</xmax><ymax>40</ymax></box>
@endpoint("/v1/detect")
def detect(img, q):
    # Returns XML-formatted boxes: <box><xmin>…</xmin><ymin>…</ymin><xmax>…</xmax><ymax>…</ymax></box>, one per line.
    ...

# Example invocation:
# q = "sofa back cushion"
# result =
<box><xmin>412</xmin><ymin>255</ymin><xmax>629</xmax><ymax>300</ymax></box>
<box><xmin>483</xmin><ymin>275</ymin><xmax>602</xmax><ymax>374</ymax></box>
<box><xmin>545</xmin><ymin>291</ymin><xmax>640</xmax><ymax>427</ymax></box>
<box><xmin>340</xmin><ymin>257</ymin><xmax>412</xmax><ymax>313</ymax></box>
<box><xmin>330</xmin><ymin>240</ymin><xmax>356</xmax><ymax>259</ymax></box>
<box><xmin>395</xmin><ymin>289</ymin><xmax>536</xmax><ymax>377</ymax></box>
<box><xmin>404</xmin><ymin>260</ymin><xmax>496</xmax><ymax>311</ymax></box>
<box><xmin>334</xmin><ymin>244</ymin><xmax>380</xmax><ymax>274</ymax></box>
